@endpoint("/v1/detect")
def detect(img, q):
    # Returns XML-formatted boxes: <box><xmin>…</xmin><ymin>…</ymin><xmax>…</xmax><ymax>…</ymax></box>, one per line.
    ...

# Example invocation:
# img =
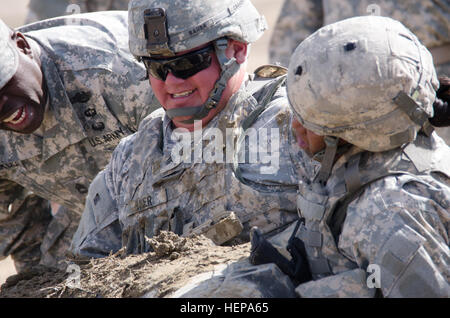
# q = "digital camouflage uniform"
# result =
<box><xmin>173</xmin><ymin>16</ymin><xmax>450</xmax><ymax>298</ymax></box>
<box><xmin>174</xmin><ymin>134</ymin><xmax>450</xmax><ymax>298</ymax></box>
<box><xmin>70</xmin><ymin>0</ymin><xmax>318</xmax><ymax>259</ymax></box>
<box><xmin>70</xmin><ymin>73</ymin><xmax>316</xmax><ymax>258</ymax></box>
<box><xmin>287</xmin><ymin>16</ymin><xmax>449</xmax><ymax>298</ymax></box>
<box><xmin>292</xmin><ymin>135</ymin><xmax>450</xmax><ymax>297</ymax></box>
<box><xmin>269</xmin><ymin>0</ymin><xmax>450</xmax><ymax>144</ymax></box>
<box><xmin>26</xmin><ymin>0</ymin><xmax>130</xmax><ymax>24</ymax></box>
<box><xmin>0</xmin><ymin>11</ymin><xmax>159</xmax><ymax>271</ymax></box>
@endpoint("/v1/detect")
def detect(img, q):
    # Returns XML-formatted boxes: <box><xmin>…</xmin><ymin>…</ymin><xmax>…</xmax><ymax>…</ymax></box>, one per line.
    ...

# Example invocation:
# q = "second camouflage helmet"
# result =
<box><xmin>286</xmin><ymin>16</ymin><xmax>439</xmax><ymax>152</ymax></box>
<box><xmin>128</xmin><ymin>0</ymin><xmax>267</xmax><ymax>57</ymax></box>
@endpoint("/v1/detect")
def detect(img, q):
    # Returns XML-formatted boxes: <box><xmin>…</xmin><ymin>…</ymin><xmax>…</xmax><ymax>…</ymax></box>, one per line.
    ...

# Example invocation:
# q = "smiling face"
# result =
<box><xmin>0</xmin><ymin>32</ymin><xmax>45</xmax><ymax>134</ymax></box>
<box><xmin>148</xmin><ymin>40</ymin><xmax>247</xmax><ymax>131</ymax></box>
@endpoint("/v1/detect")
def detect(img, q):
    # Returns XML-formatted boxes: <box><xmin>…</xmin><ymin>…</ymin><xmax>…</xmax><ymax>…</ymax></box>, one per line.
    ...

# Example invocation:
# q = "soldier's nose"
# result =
<box><xmin>165</xmin><ymin>71</ymin><xmax>186</xmax><ymax>85</ymax></box>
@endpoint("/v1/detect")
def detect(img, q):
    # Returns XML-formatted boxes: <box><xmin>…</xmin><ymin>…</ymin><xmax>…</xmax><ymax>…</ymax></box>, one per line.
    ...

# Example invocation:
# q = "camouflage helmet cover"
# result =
<box><xmin>0</xmin><ymin>19</ymin><xmax>19</xmax><ymax>90</ymax></box>
<box><xmin>128</xmin><ymin>0</ymin><xmax>267</xmax><ymax>57</ymax></box>
<box><xmin>286</xmin><ymin>16</ymin><xmax>439</xmax><ymax>152</ymax></box>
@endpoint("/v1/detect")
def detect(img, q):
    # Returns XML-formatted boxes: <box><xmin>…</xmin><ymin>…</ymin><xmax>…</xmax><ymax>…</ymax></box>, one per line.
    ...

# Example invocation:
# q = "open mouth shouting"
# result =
<box><xmin>3</xmin><ymin>106</ymin><xmax>27</xmax><ymax>126</ymax></box>
<box><xmin>0</xmin><ymin>101</ymin><xmax>44</xmax><ymax>134</ymax></box>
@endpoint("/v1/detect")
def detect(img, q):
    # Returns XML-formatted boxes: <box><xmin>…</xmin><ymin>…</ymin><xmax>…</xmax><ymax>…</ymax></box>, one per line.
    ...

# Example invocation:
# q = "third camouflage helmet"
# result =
<box><xmin>286</xmin><ymin>16</ymin><xmax>439</xmax><ymax>152</ymax></box>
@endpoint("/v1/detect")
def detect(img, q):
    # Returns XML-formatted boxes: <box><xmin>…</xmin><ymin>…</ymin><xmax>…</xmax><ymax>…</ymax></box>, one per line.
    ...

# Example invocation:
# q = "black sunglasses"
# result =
<box><xmin>142</xmin><ymin>45</ymin><xmax>214</xmax><ymax>81</ymax></box>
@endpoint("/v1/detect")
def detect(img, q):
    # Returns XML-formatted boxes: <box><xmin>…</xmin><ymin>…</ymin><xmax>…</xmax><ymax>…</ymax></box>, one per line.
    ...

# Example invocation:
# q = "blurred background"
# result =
<box><xmin>0</xmin><ymin>0</ymin><xmax>283</xmax><ymax>286</ymax></box>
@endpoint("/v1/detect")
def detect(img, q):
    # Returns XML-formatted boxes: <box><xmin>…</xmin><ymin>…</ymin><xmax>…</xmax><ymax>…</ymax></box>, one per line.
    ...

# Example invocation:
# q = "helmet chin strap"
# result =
<box><xmin>165</xmin><ymin>38</ymin><xmax>241</xmax><ymax>124</ymax></box>
<box><xmin>314</xmin><ymin>136</ymin><xmax>339</xmax><ymax>185</ymax></box>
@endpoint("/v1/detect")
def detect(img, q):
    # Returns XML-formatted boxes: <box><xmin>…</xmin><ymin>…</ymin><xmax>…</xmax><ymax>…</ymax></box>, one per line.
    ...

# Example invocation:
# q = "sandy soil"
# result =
<box><xmin>0</xmin><ymin>0</ymin><xmax>284</xmax><ymax>287</ymax></box>
<box><xmin>0</xmin><ymin>232</ymin><xmax>251</xmax><ymax>298</ymax></box>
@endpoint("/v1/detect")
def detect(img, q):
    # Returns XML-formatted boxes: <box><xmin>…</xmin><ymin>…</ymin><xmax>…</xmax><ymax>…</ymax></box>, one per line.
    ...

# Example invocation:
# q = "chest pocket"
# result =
<box><xmin>68</xmin><ymin>90</ymin><xmax>134</xmax><ymax>154</ymax></box>
<box><xmin>123</xmin><ymin>162</ymin><xmax>227</xmax><ymax>237</ymax></box>
<box><xmin>186</xmin><ymin>164</ymin><xmax>227</xmax><ymax>216</ymax></box>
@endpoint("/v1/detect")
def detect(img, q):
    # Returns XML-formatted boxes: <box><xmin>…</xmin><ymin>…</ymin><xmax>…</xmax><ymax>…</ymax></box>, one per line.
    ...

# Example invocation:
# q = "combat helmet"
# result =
<box><xmin>0</xmin><ymin>19</ymin><xmax>18</xmax><ymax>90</ymax></box>
<box><xmin>128</xmin><ymin>0</ymin><xmax>267</xmax><ymax>123</ymax></box>
<box><xmin>287</xmin><ymin>16</ymin><xmax>438</xmax><ymax>154</ymax></box>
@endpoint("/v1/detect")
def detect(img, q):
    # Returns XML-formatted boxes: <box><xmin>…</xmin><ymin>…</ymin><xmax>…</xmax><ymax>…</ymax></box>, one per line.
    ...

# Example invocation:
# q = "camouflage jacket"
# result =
<box><xmin>0</xmin><ymin>11</ymin><xmax>159</xmax><ymax>221</ymax></box>
<box><xmin>295</xmin><ymin>133</ymin><xmax>450</xmax><ymax>297</ymax></box>
<box><xmin>70</xmin><ymin>72</ymin><xmax>318</xmax><ymax>258</ymax></box>
<box><xmin>270</xmin><ymin>0</ymin><xmax>450</xmax><ymax>67</ymax></box>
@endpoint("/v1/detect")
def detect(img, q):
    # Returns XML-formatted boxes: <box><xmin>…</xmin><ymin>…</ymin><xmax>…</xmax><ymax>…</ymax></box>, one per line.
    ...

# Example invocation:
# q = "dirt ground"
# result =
<box><xmin>0</xmin><ymin>0</ymin><xmax>284</xmax><ymax>288</ymax></box>
<box><xmin>0</xmin><ymin>232</ymin><xmax>251</xmax><ymax>298</ymax></box>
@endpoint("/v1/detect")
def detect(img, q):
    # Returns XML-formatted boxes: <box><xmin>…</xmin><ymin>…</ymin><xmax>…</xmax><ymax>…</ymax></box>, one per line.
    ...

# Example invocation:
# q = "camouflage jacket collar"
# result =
<box><xmin>307</xmin><ymin>133</ymin><xmax>449</xmax><ymax>204</ymax></box>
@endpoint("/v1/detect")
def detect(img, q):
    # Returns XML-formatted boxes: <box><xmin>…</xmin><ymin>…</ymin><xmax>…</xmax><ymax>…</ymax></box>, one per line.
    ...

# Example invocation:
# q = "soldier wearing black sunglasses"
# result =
<box><xmin>70</xmin><ymin>1</ymin><xmax>316</xmax><ymax>287</ymax></box>
<box><xmin>141</xmin><ymin>45</ymin><xmax>214</xmax><ymax>81</ymax></box>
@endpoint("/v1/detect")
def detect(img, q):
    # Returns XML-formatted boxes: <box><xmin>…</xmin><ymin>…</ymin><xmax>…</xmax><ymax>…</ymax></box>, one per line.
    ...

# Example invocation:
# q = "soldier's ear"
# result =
<box><xmin>13</xmin><ymin>31</ymin><xmax>32</xmax><ymax>56</ymax></box>
<box><xmin>225</xmin><ymin>39</ymin><xmax>247</xmax><ymax>64</ymax></box>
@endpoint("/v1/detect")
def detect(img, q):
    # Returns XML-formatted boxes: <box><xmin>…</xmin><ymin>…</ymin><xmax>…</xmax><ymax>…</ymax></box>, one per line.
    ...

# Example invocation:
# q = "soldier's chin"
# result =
<box><xmin>1</xmin><ymin>104</ymin><xmax>44</xmax><ymax>134</ymax></box>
